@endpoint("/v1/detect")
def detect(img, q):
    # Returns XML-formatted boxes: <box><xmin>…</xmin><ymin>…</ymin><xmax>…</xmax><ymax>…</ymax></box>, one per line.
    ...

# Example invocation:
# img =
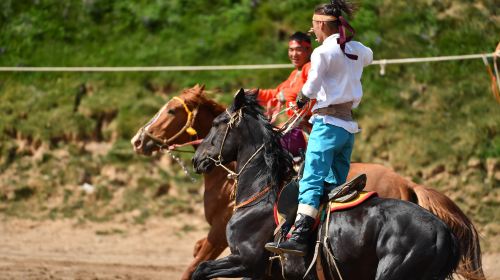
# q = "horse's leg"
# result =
<box><xmin>181</xmin><ymin>170</ymin><xmax>234</xmax><ymax>280</ymax></box>
<box><xmin>182</xmin><ymin>243</ymin><xmax>226</xmax><ymax>280</ymax></box>
<box><xmin>180</xmin><ymin>217</ymin><xmax>229</xmax><ymax>280</ymax></box>
<box><xmin>375</xmin><ymin>255</ymin><xmax>418</xmax><ymax>280</ymax></box>
<box><xmin>192</xmin><ymin>254</ymin><xmax>249</xmax><ymax>280</ymax></box>
<box><xmin>191</xmin><ymin>205</ymin><xmax>274</xmax><ymax>280</ymax></box>
<box><xmin>376</xmin><ymin>253</ymin><xmax>450</xmax><ymax>280</ymax></box>
<box><xmin>192</xmin><ymin>237</ymin><xmax>206</xmax><ymax>257</ymax></box>
<box><xmin>181</xmin><ymin>237</ymin><xmax>213</xmax><ymax>279</ymax></box>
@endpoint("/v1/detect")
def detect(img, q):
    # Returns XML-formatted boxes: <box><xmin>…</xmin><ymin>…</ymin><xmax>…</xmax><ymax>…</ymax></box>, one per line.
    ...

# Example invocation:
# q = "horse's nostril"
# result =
<box><xmin>134</xmin><ymin>139</ymin><xmax>142</xmax><ymax>148</ymax></box>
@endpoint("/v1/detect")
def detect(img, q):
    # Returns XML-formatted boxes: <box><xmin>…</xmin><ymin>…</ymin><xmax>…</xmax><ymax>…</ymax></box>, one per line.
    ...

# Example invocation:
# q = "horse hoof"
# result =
<box><xmin>192</xmin><ymin>262</ymin><xmax>209</xmax><ymax>280</ymax></box>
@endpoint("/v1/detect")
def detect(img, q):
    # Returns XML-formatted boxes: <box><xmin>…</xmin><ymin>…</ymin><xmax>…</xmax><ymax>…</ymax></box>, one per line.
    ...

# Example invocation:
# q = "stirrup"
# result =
<box><xmin>265</xmin><ymin>242</ymin><xmax>283</xmax><ymax>255</ymax></box>
<box><xmin>277</xmin><ymin>238</ymin><xmax>308</xmax><ymax>256</ymax></box>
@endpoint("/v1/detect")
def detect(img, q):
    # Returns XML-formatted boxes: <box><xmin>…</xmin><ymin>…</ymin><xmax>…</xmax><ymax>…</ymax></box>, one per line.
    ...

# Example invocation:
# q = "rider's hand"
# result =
<box><xmin>278</xmin><ymin>91</ymin><xmax>286</xmax><ymax>104</ymax></box>
<box><xmin>296</xmin><ymin>91</ymin><xmax>310</xmax><ymax>109</ymax></box>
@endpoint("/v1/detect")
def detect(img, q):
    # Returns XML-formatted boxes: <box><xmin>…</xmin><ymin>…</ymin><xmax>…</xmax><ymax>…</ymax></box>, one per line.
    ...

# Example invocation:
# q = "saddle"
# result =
<box><xmin>276</xmin><ymin>173</ymin><xmax>367</xmax><ymax>228</ymax></box>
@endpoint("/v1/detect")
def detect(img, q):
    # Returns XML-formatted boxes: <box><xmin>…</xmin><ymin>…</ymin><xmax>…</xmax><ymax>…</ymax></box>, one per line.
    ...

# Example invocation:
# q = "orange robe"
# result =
<box><xmin>258</xmin><ymin>62</ymin><xmax>313</xmax><ymax>118</ymax></box>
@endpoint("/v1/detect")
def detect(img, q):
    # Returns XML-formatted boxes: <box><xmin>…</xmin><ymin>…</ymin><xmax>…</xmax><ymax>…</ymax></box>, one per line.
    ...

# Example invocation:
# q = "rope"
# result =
<box><xmin>269</xmin><ymin>255</ymin><xmax>287</xmax><ymax>279</ymax></box>
<box><xmin>1</xmin><ymin>52</ymin><xmax>498</xmax><ymax>72</ymax></box>
<box><xmin>161</xmin><ymin>148</ymin><xmax>198</xmax><ymax>183</ymax></box>
<box><xmin>322</xmin><ymin>207</ymin><xmax>344</xmax><ymax>280</ymax></box>
<box><xmin>0</xmin><ymin>64</ymin><xmax>293</xmax><ymax>72</ymax></box>
<box><xmin>372</xmin><ymin>52</ymin><xmax>498</xmax><ymax>65</ymax></box>
<box><xmin>210</xmin><ymin>144</ymin><xmax>265</xmax><ymax>181</ymax></box>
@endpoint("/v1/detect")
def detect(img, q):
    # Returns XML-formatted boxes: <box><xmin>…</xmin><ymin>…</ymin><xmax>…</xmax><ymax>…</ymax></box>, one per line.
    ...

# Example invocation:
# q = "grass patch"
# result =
<box><xmin>0</xmin><ymin>0</ymin><xmax>499</xmax><ymax>251</ymax></box>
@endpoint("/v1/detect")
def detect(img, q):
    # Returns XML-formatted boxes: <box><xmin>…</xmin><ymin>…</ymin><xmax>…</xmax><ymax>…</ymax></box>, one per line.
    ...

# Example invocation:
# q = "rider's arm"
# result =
<box><xmin>257</xmin><ymin>77</ymin><xmax>290</xmax><ymax>107</ymax></box>
<box><xmin>300</xmin><ymin>50</ymin><xmax>326</xmax><ymax>100</ymax></box>
<box><xmin>300</xmin><ymin>62</ymin><xmax>311</xmax><ymax>82</ymax></box>
<box><xmin>257</xmin><ymin>87</ymin><xmax>279</xmax><ymax>106</ymax></box>
<box><xmin>361</xmin><ymin>44</ymin><xmax>373</xmax><ymax>67</ymax></box>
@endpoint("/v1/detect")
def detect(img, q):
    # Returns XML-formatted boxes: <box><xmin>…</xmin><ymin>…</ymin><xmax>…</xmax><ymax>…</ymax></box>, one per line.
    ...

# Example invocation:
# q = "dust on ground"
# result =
<box><xmin>0</xmin><ymin>214</ymin><xmax>498</xmax><ymax>280</ymax></box>
<box><xmin>0</xmin><ymin>214</ymin><xmax>210</xmax><ymax>280</ymax></box>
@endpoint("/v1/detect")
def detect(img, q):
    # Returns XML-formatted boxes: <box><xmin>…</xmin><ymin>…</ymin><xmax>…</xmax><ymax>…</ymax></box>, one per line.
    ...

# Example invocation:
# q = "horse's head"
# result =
<box><xmin>131</xmin><ymin>84</ymin><xmax>224</xmax><ymax>155</ymax></box>
<box><xmin>192</xmin><ymin>88</ymin><xmax>249</xmax><ymax>173</ymax></box>
<box><xmin>193</xmin><ymin>87</ymin><xmax>293</xmax><ymax>187</ymax></box>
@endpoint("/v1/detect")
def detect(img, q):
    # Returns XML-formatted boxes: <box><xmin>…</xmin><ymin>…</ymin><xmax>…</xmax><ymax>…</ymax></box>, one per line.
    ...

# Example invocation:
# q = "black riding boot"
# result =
<box><xmin>265</xmin><ymin>214</ymin><xmax>315</xmax><ymax>256</ymax></box>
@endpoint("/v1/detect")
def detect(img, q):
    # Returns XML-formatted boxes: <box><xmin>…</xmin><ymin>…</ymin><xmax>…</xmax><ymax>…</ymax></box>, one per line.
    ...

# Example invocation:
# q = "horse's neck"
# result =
<box><xmin>234</xmin><ymin>149</ymin><xmax>274</xmax><ymax>205</ymax></box>
<box><xmin>190</xmin><ymin>105</ymin><xmax>224</xmax><ymax>151</ymax></box>
<box><xmin>203</xmin><ymin>163</ymin><xmax>235</xmax><ymax>191</ymax></box>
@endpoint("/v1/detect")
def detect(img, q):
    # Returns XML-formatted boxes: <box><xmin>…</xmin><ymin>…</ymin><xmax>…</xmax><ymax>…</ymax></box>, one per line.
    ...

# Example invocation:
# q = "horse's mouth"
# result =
<box><xmin>142</xmin><ymin>141</ymin><xmax>158</xmax><ymax>156</ymax></box>
<box><xmin>194</xmin><ymin>158</ymin><xmax>215</xmax><ymax>174</ymax></box>
<box><xmin>132</xmin><ymin>138</ymin><xmax>158</xmax><ymax>156</ymax></box>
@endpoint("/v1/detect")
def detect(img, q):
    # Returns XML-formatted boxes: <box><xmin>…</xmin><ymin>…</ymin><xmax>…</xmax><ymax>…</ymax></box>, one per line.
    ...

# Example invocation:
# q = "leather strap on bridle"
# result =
<box><xmin>167</xmin><ymin>139</ymin><xmax>203</xmax><ymax>151</ymax></box>
<box><xmin>142</xmin><ymin>96</ymin><xmax>199</xmax><ymax>149</ymax></box>
<box><xmin>234</xmin><ymin>185</ymin><xmax>272</xmax><ymax>210</ymax></box>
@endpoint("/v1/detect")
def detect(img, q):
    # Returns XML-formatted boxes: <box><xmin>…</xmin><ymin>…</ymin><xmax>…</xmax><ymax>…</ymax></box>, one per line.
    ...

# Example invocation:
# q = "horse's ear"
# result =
<box><xmin>194</xmin><ymin>84</ymin><xmax>205</xmax><ymax>95</ymax></box>
<box><xmin>246</xmin><ymin>88</ymin><xmax>259</xmax><ymax>96</ymax></box>
<box><xmin>232</xmin><ymin>88</ymin><xmax>246</xmax><ymax>110</ymax></box>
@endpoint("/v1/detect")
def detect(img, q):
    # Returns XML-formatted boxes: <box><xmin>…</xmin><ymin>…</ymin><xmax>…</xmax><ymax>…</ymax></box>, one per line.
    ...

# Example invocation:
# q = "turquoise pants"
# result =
<box><xmin>298</xmin><ymin>119</ymin><xmax>354</xmax><ymax>209</ymax></box>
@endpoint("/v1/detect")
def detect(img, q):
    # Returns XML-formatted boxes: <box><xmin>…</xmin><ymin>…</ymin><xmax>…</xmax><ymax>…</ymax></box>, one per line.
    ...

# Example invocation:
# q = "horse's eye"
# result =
<box><xmin>167</xmin><ymin>109</ymin><xmax>176</xmax><ymax>115</ymax></box>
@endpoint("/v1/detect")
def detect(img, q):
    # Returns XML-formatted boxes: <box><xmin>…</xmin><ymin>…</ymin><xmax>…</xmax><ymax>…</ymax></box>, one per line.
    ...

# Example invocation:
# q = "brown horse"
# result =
<box><xmin>131</xmin><ymin>85</ymin><xmax>484</xmax><ymax>280</ymax></box>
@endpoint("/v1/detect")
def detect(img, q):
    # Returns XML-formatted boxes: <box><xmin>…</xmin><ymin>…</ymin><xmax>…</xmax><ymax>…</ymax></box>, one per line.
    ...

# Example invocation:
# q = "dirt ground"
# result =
<box><xmin>0</xmin><ymin>214</ymin><xmax>498</xmax><ymax>280</ymax></box>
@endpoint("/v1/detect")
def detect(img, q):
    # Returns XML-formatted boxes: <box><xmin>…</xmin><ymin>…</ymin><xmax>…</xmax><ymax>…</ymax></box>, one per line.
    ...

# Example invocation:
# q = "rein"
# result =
<box><xmin>234</xmin><ymin>185</ymin><xmax>272</xmax><ymax>210</ymax></box>
<box><xmin>166</xmin><ymin>139</ymin><xmax>204</xmax><ymax>153</ymax></box>
<box><xmin>276</xmin><ymin>102</ymin><xmax>312</xmax><ymax>134</ymax></box>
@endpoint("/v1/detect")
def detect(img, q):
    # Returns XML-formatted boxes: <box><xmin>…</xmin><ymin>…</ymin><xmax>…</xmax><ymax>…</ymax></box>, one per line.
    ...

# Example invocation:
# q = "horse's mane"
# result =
<box><xmin>230</xmin><ymin>93</ymin><xmax>294</xmax><ymax>189</ymax></box>
<box><xmin>181</xmin><ymin>85</ymin><xmax>226</xmax><ymax>115</ymax></box>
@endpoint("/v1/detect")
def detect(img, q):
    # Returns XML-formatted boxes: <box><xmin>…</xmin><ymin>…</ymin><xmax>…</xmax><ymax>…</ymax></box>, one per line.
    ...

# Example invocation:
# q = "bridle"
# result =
<box><xmin>206</xmin><ymin>105</ymin><xmax>311</xmax><ymax>210</ymax></box>
<box><xmin>208</xmin><ymin>108</ymin><xmax>265</xmax><ymax>180</ymax></box>
<box><xmin>136</xmin><ymin>95</ymin><xmax>202</xmax><ymax>182</ymax></box>
<box><xmin>207</xmin><ymin>108</ymin><xmax>268</xmax><ymax>210</ymax></box>
<box><xmin>140</xmin><ymin>96</ymin><xmax>200</xmax><ymax>150</ymax></box>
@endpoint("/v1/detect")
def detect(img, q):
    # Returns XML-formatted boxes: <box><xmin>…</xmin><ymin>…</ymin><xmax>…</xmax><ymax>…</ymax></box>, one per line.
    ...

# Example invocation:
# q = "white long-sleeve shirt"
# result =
<box><xmin>301</xmin><ymin>33</ymin><xmax>373</xmax><ymax>133</ymax></box>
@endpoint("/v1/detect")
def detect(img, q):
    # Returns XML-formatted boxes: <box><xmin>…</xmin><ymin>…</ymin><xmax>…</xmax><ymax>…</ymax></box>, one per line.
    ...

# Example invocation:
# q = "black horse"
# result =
<box><xmin>192</xmin><ymin>89</ymin><xmax>461</xmax><ymax>280</ymax></box>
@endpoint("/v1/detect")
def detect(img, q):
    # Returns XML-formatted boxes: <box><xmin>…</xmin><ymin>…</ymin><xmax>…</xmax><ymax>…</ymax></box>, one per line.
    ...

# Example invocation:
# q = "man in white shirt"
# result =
<box><xmin>265</xmin><ymin>1</ymin><xmax>373</xmax><ymax>256</ymax></box>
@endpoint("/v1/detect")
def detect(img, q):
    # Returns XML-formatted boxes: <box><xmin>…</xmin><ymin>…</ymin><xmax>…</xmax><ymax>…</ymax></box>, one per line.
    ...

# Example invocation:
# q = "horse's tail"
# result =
<box><xmin>411</xmin><ymin>184</ymin><xmax>485</xmax><ymax>280</ymax></box>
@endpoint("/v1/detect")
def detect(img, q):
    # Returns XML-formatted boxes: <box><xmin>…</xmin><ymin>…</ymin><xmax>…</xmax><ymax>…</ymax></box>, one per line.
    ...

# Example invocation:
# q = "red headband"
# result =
<box><xmin>311</xmin><ymin>13</ymin><xmax>358</xmax><ymax>60</ymax></box>
<box><xmin>289</xmin><ymin>40</ymin><xmax>311</xmax><ymax>48</ymax></box>
<box><xmin>337</xmin><ymin>16</ymin><xmax>358</xmax><ymax>60</ymax></box>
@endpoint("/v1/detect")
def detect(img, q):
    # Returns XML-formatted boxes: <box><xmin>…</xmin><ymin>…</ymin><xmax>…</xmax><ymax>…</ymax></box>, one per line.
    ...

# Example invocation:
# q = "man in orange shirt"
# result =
<box><xmin>257</xmin><ymin>32</ymin><xmax>313</xmax><ymax>157</ymax></box>
<box><xmin>258</xmin><ymin>32</ymin><xmax>313</xmax><ymax>119</ymax></box>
